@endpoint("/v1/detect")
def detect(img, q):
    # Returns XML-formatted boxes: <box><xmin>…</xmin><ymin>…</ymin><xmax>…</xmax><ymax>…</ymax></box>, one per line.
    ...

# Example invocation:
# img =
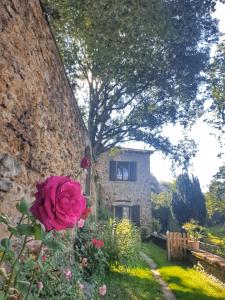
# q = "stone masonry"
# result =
<box><xmin>0</xmin><ymin>0</ymin><xmax>92</xmax><ymax>235</ymax></box>
<box><xmin>97</xmin><ymin>148</ymin><xmax>152</xmax><ymax>226</ymax></box>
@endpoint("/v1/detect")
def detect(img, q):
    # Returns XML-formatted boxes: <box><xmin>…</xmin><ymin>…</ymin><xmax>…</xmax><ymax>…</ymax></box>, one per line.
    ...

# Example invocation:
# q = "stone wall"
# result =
<box><xmin>0</xmin><ymin>0</ymin><xmax>91</xmax><ymax>234</ymax></box>
<box><xmin>97</xmin><ymin>148</ymin><xmax>152</xmax><ymax>226</ymax></box>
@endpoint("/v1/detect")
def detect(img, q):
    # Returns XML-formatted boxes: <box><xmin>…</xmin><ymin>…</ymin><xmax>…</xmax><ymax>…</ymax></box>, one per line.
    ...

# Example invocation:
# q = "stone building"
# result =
<box><xmin>0</xmin><ymin>0</ymin><xmax>94</xmax><ymax>235</ymax></box>
<box><xmin>97</xmin><ymin>148</ymin><xmax>152</xmax><ymax>226</ymax></box>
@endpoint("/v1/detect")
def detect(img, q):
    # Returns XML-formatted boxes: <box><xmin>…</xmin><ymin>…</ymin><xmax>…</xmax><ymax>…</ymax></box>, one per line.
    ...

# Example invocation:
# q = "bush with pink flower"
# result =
<box><xmin>0</xmin><ymin>164</ymin><xmax>111</xmax><ymax>300</ymax></box>
<box><xmin>74</xmin><ymin>215</ymin><xmax>108</xmax><ymax>281</ymax></box>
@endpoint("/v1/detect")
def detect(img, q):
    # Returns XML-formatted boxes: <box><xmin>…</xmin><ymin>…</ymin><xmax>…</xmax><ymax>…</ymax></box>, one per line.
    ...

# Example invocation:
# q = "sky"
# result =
<box><xmin>151</xmin><ymin>2</ymin><xmax>225</xmax><ymax>191</ymax></box>
<box><xmin>125</xmin><ymin>2</ymin><xmax>225</xmax><ymax>192</ymax></box>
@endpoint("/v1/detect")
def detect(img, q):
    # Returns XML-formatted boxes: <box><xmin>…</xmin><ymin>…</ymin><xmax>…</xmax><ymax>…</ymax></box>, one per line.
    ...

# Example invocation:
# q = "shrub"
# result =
<box><xmin>140</xmin><ymin>219</ymin><xmax>162</xmax><ymax>241</ymax></box>
<box><xmin>74</xmin><ymin>218</ymin><xmax>108</xmax><ymax>281</ymax></box>
<box><xmin>102</xmin><ymin>219</ymin><xmax>141</xmax><ymax>267</ymax></box>
<box><xmin>183</xmin><ymin>219</ymin><xmax>208</xmax><ymax>241</ymax></box>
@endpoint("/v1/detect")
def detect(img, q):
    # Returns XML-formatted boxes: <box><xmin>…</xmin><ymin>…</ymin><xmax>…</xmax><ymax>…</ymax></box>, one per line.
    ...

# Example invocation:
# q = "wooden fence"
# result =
<box><xmin>166</xmin><ymin>231</ymin><xmax>189</xmax><ymax>261</ymax></box>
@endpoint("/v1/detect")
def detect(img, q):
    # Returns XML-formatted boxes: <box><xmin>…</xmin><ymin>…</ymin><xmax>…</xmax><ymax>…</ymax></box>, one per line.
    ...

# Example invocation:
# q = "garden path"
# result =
<box><xmin>139</xmin><ymin>251</ymin><xmax>177</xmax><ymax>300</ymax></box>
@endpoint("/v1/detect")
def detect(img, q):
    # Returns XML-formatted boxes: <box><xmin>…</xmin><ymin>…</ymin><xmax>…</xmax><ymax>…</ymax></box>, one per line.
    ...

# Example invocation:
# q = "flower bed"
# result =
<box><xmin>0</xmin><ymin>157</ymin><xmax>108</xmax><ymax>299</ymax></box>
<box><xmin>0</xmin><ymin>154</ymin><xmax>142</xmax><ymax>299</ymax></box>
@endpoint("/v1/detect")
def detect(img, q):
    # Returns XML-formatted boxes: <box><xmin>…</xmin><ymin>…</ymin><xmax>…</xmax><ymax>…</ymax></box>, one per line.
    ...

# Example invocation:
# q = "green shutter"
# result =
<box><xmin>115</xmin><ymin>206</ymin><xmax>123</xmax><ymax>219</ymax></box>
<box><xmin>109</xmin><ymin>161</ymin><xmax>117</xmax><ymax>181</ymax></box>
<box><xmin>131</xmin><ymin>205</ymin><xmax>140</xmax><ymax>226</ymax></box>
<box><xmin>130</xmin><ymin>161</ymin><xmax>137</xmax><ymax>181</ymax></box>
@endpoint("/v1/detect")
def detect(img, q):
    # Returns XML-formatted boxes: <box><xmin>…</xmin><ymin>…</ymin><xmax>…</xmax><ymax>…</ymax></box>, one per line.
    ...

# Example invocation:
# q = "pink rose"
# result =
<box><xmin>81</xmin><ymin>207</ymin><xmax>92</xmax><ymax>220</ymax></box>
<box><xmin>92</xmin><ymin>238</ymin><xmax>104</xmax><ymax>249</ymax></box>
<box><xmin>64</xmin><ymin>269</ymin><xmax>72</xmax><ymax>281</ymax></box>
<box><xmin>37</xmin><ymin>282</ymin><xmax>44</xmax><ymax>290</ymax></box>
<box><xmin>99</xmin><ymin>284</ymin><xmax>107</xmax><ymax>296</ymax></box>
<box><xmin>77</xmin><ymin>218</ymin><xmax>85</xmax><ymax>228</ymax></box>
<box><xmin>78</xmin><ymin>282</ymin><xmax>84</xmax><ymax>289</ymax></box>
<box><xmin>41</xmin><ymin>255</ymin><xmax>47</xmax><ymax>262</ymax></box>
<box><xmin>30</xmin><ymin>176</ymin><xmax>86</xmax><ymax>231</ymax></box>
<box><xmin>80</xmin><ymin>157</ymin><xmax>91</xmax><ymax>169</ymax></box>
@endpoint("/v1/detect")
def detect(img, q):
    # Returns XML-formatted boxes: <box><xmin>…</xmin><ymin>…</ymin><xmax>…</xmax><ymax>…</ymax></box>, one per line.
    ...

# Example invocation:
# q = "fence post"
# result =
<box><xmin>166</xmin><ymin>231</ymin><xmax>171</xmax><ymax>261</ymax></box>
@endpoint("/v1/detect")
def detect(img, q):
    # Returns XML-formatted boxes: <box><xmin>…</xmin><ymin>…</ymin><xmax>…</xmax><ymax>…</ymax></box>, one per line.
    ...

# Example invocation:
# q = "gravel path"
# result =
<box><xmin>139</xmin><ymin>251</ymin><xmax>177</xmax><ymax>300</ymax></box>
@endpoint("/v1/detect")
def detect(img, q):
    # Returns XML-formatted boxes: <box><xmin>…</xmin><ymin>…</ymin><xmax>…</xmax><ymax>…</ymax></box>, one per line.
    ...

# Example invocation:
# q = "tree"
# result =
<box><xmin>205</xmin><ymin>164</ymin><xmax>225</xmax><ymax>224</ymax></box>
<box><xmin>152</xmin><ymin>181</ymin><xmax>179</xmax><ymax>232</ymax></box>
<box><xmin>209</xmin><ymin>41</ymin><xmax>225</xmax><ymax>131</ymax></box>
<box><xmin>42</xmin><ymin>0</ymin><xmax>218</xmax><ymax>161</ymax></box>
<box><xmin>171</xmin><ymin>173</ymin><xmax>206</xmax><ymax>225</ymax></box>
<box><xmin>206</xmin><ymin>40</ymin><xmax>225</xmax><ymax>152</ymax></box>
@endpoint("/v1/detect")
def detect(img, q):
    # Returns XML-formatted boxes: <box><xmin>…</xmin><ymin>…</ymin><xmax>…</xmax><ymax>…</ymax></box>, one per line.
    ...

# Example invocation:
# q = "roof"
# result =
<box><xmin>117</xmin><ymin>147</ymin><xmax>153</xmax><ymax>154</ymax></box>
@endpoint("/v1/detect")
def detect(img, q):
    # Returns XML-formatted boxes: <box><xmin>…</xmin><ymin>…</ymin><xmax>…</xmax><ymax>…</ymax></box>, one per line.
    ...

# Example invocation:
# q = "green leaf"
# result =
<box><xmin>43</xmin><ymin>239</ymin><xmax>62</xmax><ymax>250</ymax></box>
<box><xmin>16</xmin><ymin>198</ymin><xmax>30</xmax><ymax>215</ymax></box>
<box><xmin>34</xmin><ymin>224</ymin><xmax>43</xmax><ymax>240</ymax></box>
<box><xmin>37</xmin><ymin>260</ymin><xmax>44</xmax><ymax>272</ymax></box>
<box><xmin>29</xmin><ymin>216</ymin><xmax>36</xmax><ymax>222</ymax></box>
<box><xmin>0</xmin><ymin>214</ymin><xmax>10</xmax><ymax>225</ymax></box>
<box><xmin>8</xmin><ymin>226</ymin><xmax>21</xmax><ymax>237</ymax></box>
<box><xmin>16</xmin><ymin>280</ymin><xmax>30</xmax><ymax>296</ymax></box>
<box><xmin>1</xmin><ymin>239</ymin><xmax>10</xmax><ymax>251</ymax></box>
<box><xmin>17</xmin><ymin>224</ymin><xmax>35</xmax><ymax>236</ymax></box>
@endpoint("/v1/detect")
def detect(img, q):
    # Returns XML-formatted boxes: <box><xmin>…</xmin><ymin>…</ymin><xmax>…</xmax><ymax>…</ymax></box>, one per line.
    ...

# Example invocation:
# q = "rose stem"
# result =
<box><xmin>0</xmin><ymin>215</ymin><xmax>24</xmax><ymax>267</ymax></box>
<box><xmin>25</xmin><ymin>241</ymin><xmax>43</xmax><ymax>300</ymax></box>
<box><xmin>4</xmin><ymin>235</ymin><xmax>28</xmax><ymax>300</ymax></box>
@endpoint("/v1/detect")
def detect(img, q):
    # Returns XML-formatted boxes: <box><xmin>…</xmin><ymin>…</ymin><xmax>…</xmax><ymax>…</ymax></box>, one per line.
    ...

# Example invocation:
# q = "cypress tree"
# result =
<box><xmin>172</xmin><ymin>173</ymin><xmax>206</xmax><ymax>225</ymax></box>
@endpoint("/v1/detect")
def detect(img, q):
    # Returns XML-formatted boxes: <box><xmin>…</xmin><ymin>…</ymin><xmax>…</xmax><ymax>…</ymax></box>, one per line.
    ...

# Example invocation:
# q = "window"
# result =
<box><xmin>115</xmin><ymin>206</ymin><xmax>130</xmax><ymax>219</ymax></box>
<box><xmin>109</xmin><ymin>161</ymin><xmax>137</xmax><ymax>181</ymax></box>
<box><xmin>114</xmin><ymin>204</ymin><xmax>140</xmax><ymax>226</ymax></box>
<box><xmin>116</xmin><ymin>161</ymin><xmax>129</xmax><ymax>180</ymax></box>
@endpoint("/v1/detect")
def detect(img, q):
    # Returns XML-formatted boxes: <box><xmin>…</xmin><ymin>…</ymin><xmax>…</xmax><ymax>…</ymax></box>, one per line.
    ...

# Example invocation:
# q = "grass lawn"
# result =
<box><xmin>104</xmin><ymin>256</ymin><xmax>163</xmax><ymax>300</ymax></box>
<box><xmin>141</xmin><ymin>242</ymin><xmax>225</xmax><ymax>300</ymax></box>
<box><xmin>206</xmin><ymin>224</ymin><xmax>225</xmax><ymax>246</ymax></box>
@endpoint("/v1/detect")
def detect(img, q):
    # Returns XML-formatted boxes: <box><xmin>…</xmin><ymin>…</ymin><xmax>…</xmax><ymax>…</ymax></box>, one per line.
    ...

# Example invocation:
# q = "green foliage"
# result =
<box><xmin>0</xmin><ymin>214</ymin><xmax>10</xmax><ymax>225</ymax></box>
<box><xmin>16</xmin><ymin>198</ymin><xmax>30</xmax><ymax>215</ymax></box>
<box><xmin>139</xmin><ymin>218</ymin><xmax>162</xmax><ymax>240</ymax></box>
<box><xmin>17</xmin><ymin>231</ymin><xmax>82</xmax><ymax>299</ymax></box>
<box><xmin>97</xmin><ymin>201</ymin><xmax>112</xmax><ymax>221</ymax></box>
<box><xmin>214</xmin><ymin>240</ymin><xmax>225</xmax><ymax>258</ymax></box>
<box><xmin>74</xmin><ymin>219</ymin><xmax>108</xmax><ymax>280</ymax></box>
<box><xmin>183</xmin><ymin>219</ymin><xmax>208</xmax><ymax>241</ymax></box>
<box><xmin>102</xmin><ymin>219</ymin><xmax>141</xmax><ymax>267</ymax></box>
<box><xmin>151</xmin><ymin>181</ymin><xmax>178</xmax><ymax>232</ymax></box>
<box><xmin>0</xmin><ymin>198</ymin><xmax>67</xmax><ymax>300</ymax></box>
<box><xmin>171</xmin><ymin>173</ymin><xmax>206</xmax><ymax>225</ymax></box>
<box><xmin>0</xmin><ymin>200</ymin><xmax>109</xmax><ymax>300</ymax></box>
<box><xmin>43</xmin><ymin>0</ymin><xmax>218</xmax><ymax>164</ymax></box>
<box><xmin>205</xmin><ymin>165</ymin><xmax>225</xmax><ymax>224</ymax></box>
<box><xmin>151</xmin><ymin>218</ymin><xmax>162</xmax><ymax>234</ymax></box>
<box><xmin>208</xmin><ymin>40</ymin><xmax>225</xmax><ymax>134</ymax></box>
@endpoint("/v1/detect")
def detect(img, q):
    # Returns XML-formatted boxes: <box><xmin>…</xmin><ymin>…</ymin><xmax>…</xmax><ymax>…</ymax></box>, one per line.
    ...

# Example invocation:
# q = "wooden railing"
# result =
<box><xmin>166</xmin><ymin>231</ymin><xmax>189</xmax><ymax>261</ymax></box>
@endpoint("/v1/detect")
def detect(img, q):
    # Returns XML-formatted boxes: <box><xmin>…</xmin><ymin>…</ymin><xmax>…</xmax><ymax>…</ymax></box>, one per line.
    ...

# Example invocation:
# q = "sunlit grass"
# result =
<box><xmin>142</xmin><ymin>242</ymin><xmax>225</xmax><ymax>300</ymax></box>
<box><xmin>104</xmin><ymin>256</ymin><xmax>163</xmax><ymax>300</ymax></box>
<box><xmin>206</xmin><ymin>224</ymin><xmax>225</xmax><ymax>246</ymax></box>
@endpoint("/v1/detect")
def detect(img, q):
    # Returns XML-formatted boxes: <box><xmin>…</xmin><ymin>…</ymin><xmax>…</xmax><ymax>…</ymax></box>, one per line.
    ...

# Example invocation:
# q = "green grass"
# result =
<box><xmin>141</xmin><ymin>242</ymin><xmax>225</xmax><ymax>300</ymax></box>
<box><xmin>206</xmin><ymin>224</ymin><xmax>225</xmax><ymax>246</ymax></box>
<box><xmin>104</xmin><ymin>256</ymin><xmax>163</xmax><ymax>300</ymax></box>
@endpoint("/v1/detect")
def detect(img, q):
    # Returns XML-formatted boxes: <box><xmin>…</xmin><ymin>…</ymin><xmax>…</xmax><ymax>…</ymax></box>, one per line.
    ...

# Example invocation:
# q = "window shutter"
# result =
<box><xmin>129</xmin><ymin>161</ymin><xmax>137</xmax><ymax>181</ymax></box>
<box><xmin>109</xmin><ymin>161</ymin><xmax>116</xmax><ymax>181</ymax></box>
<box><xmin>115</xmin><ymin>206</ymin><xmax>123</xmax><ymax>219</ymax></box>
<box><xmin>131</xmin><ymin>205</ymin><xmax>140</xmax><ymax>226</ymax></box>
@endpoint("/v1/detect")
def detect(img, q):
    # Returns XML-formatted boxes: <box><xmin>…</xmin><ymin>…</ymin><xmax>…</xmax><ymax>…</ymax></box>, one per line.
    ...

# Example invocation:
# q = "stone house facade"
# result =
<box><xmin>97</xmin><ymin>148</ymin><xmax>152</xmax><ymax>226</ymax></box>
